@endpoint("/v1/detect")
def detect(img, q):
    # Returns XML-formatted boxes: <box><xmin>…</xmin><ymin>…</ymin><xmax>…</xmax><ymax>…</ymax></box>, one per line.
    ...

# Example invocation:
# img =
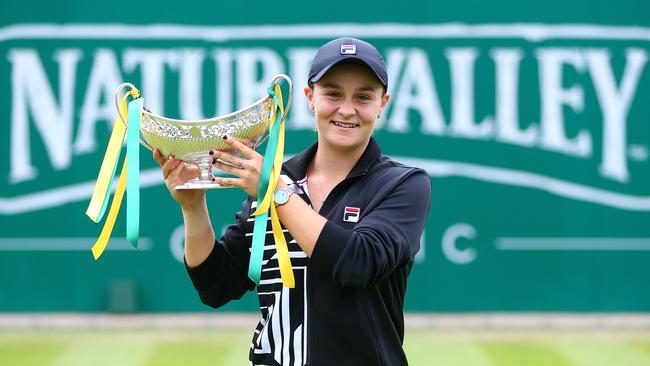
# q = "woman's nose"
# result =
<box><xmin>337</xmin><ymin>98</ymin><xmax>356</xmax><ymax>117</ymax></box>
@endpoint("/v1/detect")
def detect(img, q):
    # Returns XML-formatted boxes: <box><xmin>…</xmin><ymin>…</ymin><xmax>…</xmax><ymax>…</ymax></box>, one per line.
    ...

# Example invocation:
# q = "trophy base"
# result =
<box><xmin>174</xmin><ymin>181</ymin><xmax>233</xmax><ymax>190</ymax></box>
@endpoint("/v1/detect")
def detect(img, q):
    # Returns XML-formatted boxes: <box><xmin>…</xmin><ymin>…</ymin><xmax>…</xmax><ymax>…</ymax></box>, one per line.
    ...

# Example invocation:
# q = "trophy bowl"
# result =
<box><xmin>115</xmin><ymin>74</ymin><xmax>292</xmax><ymax>190</ymax></box>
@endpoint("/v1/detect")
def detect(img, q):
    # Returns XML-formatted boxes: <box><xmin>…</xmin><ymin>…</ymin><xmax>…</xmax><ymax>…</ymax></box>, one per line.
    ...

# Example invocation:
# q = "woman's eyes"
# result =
<box><xmin>324</xmin><ymin>92</ymin><xmax>372</xmax><ymax>101</ymax></box>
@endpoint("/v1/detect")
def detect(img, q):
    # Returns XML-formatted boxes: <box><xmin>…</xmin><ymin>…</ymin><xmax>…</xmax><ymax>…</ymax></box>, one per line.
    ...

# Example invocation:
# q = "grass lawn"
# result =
<box><xmin>0</xmin><ymin>329</ymin><xmax>649</xmax><ymax>365</ymax></box>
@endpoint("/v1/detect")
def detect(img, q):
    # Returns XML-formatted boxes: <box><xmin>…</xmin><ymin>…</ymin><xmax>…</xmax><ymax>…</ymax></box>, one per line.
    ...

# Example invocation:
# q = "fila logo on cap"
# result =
<box><xmin>340</xmin><ymin>44</ymin><xmax>356</xmax><ymax>55</ymax></box>
<box><xmin>343</xmin><ymin>207</ymin><xmax>360</xmax><ymax>223</ymax></box>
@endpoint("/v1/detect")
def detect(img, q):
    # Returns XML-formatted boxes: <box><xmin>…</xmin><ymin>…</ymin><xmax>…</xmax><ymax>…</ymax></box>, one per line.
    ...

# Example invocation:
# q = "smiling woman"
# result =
<box><xmin>157</xmin><ymin>37</ymin><xmax>432</xmax><ymax>366</ymax></box>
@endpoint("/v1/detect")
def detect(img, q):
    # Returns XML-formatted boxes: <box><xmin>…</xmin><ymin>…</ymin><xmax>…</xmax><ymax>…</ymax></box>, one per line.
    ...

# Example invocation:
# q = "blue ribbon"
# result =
<box><xmin>126</xmin><ymin>98</ymin><xmax>142</xmax><ymax>248</ymax></box>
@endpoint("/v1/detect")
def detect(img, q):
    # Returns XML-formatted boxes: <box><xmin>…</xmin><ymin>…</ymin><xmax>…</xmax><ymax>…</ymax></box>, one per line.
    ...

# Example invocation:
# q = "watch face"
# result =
<box><xmin>274</xmin><ymin>189</ymin><xmax>290</xmax><ymax>204</ymax></box>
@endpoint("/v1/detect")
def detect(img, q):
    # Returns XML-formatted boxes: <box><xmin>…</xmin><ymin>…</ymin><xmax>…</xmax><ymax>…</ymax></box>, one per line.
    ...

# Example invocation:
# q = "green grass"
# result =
<box><xmin>1</xmin><ymin>330</ymin><xmax>649</xmax><ymax>366</ymax></box>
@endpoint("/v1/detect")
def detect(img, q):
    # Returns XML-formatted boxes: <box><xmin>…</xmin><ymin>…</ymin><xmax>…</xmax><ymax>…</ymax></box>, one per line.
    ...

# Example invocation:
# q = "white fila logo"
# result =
<box><xmin>343</xmin><ymin>207</ymin><xmax>360</xmax><ymax>223</ymax></box>
<box><xmin>340</xmin><ymin>44</ymin><xmax>356</xmax><ymax>55</ymax></box>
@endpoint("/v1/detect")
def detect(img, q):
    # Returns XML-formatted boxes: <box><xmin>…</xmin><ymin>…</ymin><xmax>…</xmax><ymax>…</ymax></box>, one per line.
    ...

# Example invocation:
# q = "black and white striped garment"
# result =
<box><xmin>248</xmin><ymin>175</ymin><xmax>310</xmax><ymax>366</ymax></box>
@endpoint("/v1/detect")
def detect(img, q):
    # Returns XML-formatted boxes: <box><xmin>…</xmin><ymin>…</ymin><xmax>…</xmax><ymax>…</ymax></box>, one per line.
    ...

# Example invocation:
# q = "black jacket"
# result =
<box><xmin>185</xmin><ymin>138</ymin><xmax>432</xmax><ymax>366</ymax></box>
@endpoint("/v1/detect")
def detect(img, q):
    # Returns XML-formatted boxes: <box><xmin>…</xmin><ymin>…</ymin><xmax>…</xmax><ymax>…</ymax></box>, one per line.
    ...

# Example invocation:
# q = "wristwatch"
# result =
<box><xmin>273</xmin><ymin>185</ymin><xmax>299</xmax><ymax>206</ymax></box>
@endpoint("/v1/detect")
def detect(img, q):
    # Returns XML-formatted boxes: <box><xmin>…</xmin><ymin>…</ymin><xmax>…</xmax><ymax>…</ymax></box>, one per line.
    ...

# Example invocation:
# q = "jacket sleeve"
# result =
<box><xmin>184</xmin><ymin>198</ymin><xmax>256</xmax><ymax>308</ymax></box>
<box><xmin>310</xmin><ymin>169</ymin><xmax>431</xmax><ymax>287</ymax></box>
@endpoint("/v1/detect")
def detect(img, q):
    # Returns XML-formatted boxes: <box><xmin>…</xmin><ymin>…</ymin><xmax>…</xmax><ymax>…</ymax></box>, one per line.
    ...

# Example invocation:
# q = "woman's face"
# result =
<box><xmin>304</xmin><ymin>62</ymin><xmax>390</xmax><ymax>152</ymax></box>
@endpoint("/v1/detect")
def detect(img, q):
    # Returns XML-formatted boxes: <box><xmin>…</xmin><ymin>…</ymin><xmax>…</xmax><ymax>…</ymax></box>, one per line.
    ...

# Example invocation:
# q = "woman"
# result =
<box><xmin>154</xmin><ymin>37</ymin><xmax>431</xmax><ymax>366</ymax></box>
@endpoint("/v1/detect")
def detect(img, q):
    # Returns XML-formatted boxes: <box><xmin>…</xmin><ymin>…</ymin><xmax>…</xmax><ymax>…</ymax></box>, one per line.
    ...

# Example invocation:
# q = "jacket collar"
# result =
<box><xmin>282</xmin><ymin>137</ymin><xmax>382</xmax><ymax>182</ymax></box>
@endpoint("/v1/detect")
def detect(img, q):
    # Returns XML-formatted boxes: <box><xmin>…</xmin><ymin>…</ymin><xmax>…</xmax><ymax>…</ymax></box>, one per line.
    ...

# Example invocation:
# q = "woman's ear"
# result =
<box><xmin>304</xmin><ymin>86</ymin><xmax>315</xmax><ymax>113</ymax></box>
<box><xmin>374</xmin><ymin>92</ymin><xmax>390</xmax><ymax>126</ymax></box>
<box><xmin>304</xmin><ymin>86</ymin><xmax>313</xmax><ymax>102</ymax></box>
<box><xmin>381</xmin><ymin>92</ymin><xmax>391</xmax><ymax>110</ymax></box>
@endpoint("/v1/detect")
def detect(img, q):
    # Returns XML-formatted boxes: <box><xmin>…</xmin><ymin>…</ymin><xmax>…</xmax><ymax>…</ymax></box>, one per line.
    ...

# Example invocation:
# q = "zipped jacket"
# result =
<box><xmin>186</xmin><ymin>137</ymin><xmax>432</xmax><ymax>366</ymax></box>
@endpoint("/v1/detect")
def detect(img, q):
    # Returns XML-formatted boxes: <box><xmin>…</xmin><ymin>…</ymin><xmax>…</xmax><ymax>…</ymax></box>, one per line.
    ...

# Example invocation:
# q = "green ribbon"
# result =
<box><xmin>126</xmin><ymin>98</ymin><xmax>142</xmax><ymax>248</ymax></box>
<box><xmin>248</xmin><ymin>86</ymin><xmax>284</xmax><ymax>285</ymax></box>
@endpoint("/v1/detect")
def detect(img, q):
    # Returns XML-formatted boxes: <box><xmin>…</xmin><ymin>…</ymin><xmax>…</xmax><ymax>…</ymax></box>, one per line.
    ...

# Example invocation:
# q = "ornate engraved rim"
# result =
<box><xmin>140</xmin><ymin>93</ymin><xmax>272</xmax><ymax>125</ymax></box>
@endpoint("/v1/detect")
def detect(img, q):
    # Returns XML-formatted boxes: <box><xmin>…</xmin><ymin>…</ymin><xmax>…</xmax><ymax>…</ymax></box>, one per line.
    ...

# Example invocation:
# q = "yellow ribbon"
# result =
<box><xmin>252</xmin><ymin>84</ymin><xmax>294</xmax><ymax>288</ymax></box>
<box><xmin>91</xmin><ymin>158</ymin><xmax>128</xmax><ymax>260</ymax></box>
<box><xmin>86</xmin><ymin>88</ymin><xmax>139</xmax><ymax>259</ymax></box>
<box><xmin>85</xmin><ymin>93</ymin><xmax>129</xmax><ymax>223</ymax></box>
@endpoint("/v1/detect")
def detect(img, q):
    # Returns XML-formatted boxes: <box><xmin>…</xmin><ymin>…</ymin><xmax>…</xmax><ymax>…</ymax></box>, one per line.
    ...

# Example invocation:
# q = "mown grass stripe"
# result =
<box><xmin>215</xmin><ymin>332</ymin><xmax>255</xmax><ymax>365</ymax></box>
<box><xmin>142</xmin><ymin>341</ymin><xmax>238</xmax><ymax>366</ymax></box>
<box><xmin>47</xmin><ymin>333</ymin><xmax>157</xmax><ymax>366</ymax></box>
<box><xmin>1</xmin><ymin>330</ymin><xmax>649</xmax><ymax>366</ymax></box>
<box><xmin>478</xmin><ymin>340</ymin><xmax>574</xmax><ymax>366</ymax></box>
<box><xmin>404</xmin><ymin>331</ymin><xmax>492</xmax><ymax>366</ymax></box>
<box><xmin>552</xmin><ymin>337</ymin><xmax>650</xmax><ymax>366</ymax></box>
<box><xmin>0</xmin><ymin>340</ymin><xmax>70</xmax><ymax>366</ymax></box>
<box><xmin>632</xmin><ymin>342</ymin><xmax>650</xmax><ymax>359</ymax></box>
<box><xmin>141</xmin><ymin>332</ymin><xmax>251</xmax><ymax>366</ymax></box>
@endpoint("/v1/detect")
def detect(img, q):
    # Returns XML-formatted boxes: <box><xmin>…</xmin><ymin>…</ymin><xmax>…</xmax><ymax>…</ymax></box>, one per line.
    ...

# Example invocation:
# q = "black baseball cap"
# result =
<box><xmin>308</xmin><ymin>37</ymin><xmax>388</xmax><ymax>90</ymax></box>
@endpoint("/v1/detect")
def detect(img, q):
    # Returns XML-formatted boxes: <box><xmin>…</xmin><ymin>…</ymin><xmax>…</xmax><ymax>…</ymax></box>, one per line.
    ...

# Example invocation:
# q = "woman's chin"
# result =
<box><xmin>321</xmin><ymin>134</ymin><xmax>367</xmax><ymax>151</ymax></box>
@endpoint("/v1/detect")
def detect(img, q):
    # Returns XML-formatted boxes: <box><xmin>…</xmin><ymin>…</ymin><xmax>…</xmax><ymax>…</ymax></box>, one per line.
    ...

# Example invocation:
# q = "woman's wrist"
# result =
<box><xmin>276</xmin><ymin>179</ymin><xmax>288</xmax><ymax>189</ymax></box>
<box><xmin>180</xmin><ymin>196</ymin><xmax>208</xmax><ymax>215</ymax></box>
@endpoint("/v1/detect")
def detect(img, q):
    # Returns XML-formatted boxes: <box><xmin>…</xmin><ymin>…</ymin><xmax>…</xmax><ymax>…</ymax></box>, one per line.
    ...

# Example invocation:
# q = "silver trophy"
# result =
<box><xmin>114</xmin><ymin>74</ymin><xmax>292</xmax><ymax>189</ymax></box>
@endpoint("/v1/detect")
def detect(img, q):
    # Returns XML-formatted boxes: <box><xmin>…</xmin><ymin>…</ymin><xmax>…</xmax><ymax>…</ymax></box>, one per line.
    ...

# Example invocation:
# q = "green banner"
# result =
<box><xmin>1</xmin><ymin>2</ymin><xmax>649</xmax><ymax>312</ymax></box>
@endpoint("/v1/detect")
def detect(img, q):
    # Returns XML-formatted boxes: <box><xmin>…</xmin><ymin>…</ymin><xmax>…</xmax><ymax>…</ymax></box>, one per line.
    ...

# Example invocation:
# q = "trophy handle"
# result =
<box><xmin>251</xmin><ymin>74</ymin><xmax>293</xmax><ymax>150</ymax></box>
<box><xmin>114</xmin><ymin>82</ymin><xmax>156</xmax><ymax>153</ymax></box>
<box><xmin>271</xmin><ymin>73</ymin><xmax>293</xmax><ymax>114</ymax></box>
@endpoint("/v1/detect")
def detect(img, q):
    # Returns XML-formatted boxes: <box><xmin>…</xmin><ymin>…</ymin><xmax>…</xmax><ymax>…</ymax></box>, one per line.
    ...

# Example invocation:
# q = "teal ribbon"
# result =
<box><xmin>126</xmin><ymin>98</ymin><xmax>142</xmax><ymax>248</ymax></box>
<box><xmin>248</xmin><ymin>86</ymin><xmax>283</xmax><ymax>285</ymax></box>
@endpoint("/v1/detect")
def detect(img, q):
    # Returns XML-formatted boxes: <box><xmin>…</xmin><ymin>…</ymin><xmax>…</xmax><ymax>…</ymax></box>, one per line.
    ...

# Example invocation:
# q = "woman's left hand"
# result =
<box><xmin>211</xmin><ymin>136</ymin><xmax>264</xmax><ymax>197</ymax></box>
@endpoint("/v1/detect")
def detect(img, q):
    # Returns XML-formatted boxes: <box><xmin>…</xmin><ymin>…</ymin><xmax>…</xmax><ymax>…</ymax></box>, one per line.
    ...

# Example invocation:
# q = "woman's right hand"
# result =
<box><xmin>153</xmin><ymin>148</ymin><xmax>206</xmax><ymax>210</ymax></box>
